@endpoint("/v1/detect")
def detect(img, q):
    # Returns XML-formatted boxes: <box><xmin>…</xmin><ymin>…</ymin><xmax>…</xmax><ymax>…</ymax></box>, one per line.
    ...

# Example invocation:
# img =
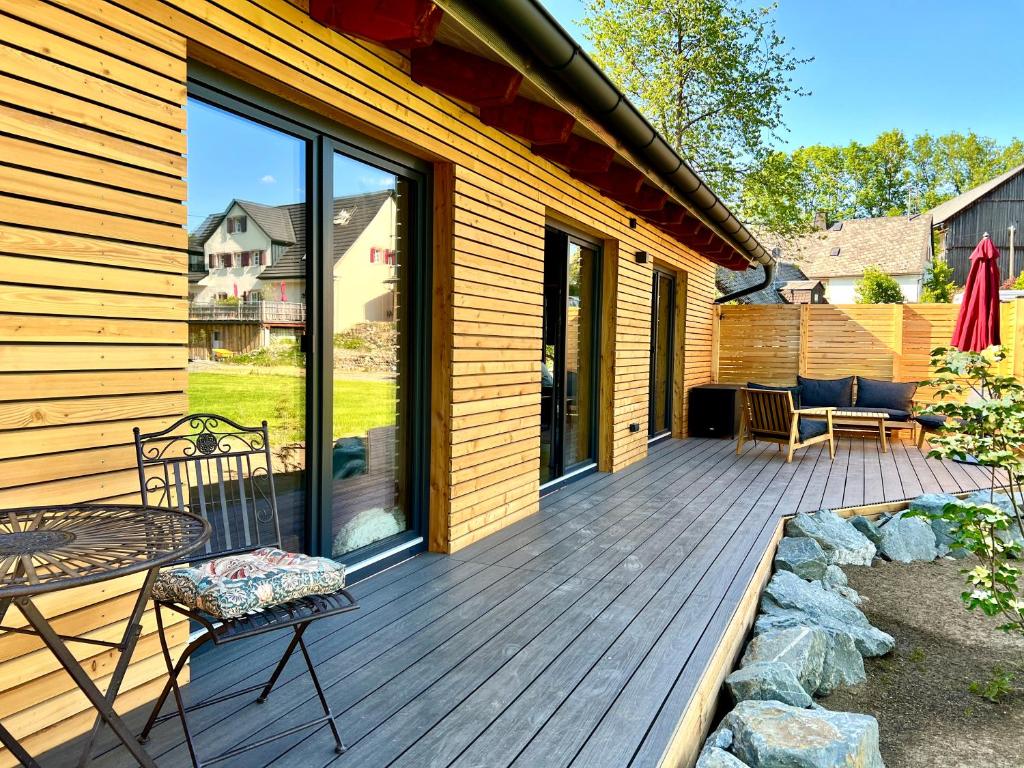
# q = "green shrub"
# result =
<box><xmin>921</xmin><ymin>259</ymin><xmax>956</xmax><ymax>303</ymax></box>
<box><xmin>855</xmin><ymin>266</ymin><xmax>904</xmax><ymax>304</ymax></box>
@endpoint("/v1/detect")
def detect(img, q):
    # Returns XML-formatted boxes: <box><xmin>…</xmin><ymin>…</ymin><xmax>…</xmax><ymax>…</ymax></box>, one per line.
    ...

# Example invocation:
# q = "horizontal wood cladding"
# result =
<box><xmin>0</xmin><ymin>0</ymin><xmax>725</xmax><ymax>758</ymax></box>
<box><xmin>0</xmin><ymin>0</ymin><xmax>189</xmax><ymax>763</ymax></box>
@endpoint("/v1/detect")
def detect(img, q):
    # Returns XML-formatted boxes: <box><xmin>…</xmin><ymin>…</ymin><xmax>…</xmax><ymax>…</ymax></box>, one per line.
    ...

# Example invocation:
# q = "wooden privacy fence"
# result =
<box><xmin>713</xmin><ymin>301</ymin><xmax>1024</xmax><ymax>403</ymax></box>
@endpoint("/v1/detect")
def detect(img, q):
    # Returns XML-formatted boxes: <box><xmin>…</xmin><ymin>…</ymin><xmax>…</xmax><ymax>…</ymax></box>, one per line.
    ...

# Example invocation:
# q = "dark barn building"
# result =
<box><xmin>931</xmin><ymin>163</ymin><xmax>1024</xmax><ymax>284</ymax></box>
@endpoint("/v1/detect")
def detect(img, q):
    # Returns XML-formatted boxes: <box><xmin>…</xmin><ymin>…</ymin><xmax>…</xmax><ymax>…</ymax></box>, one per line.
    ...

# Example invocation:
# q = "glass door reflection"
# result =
<box><xmin>541</xmin><ymin>228</ymin><xmax>600</xmax><ymax>485</ymax></box>
<box><xmin>328</xmin><ymin>152</ymin><xmax>410</xmax><ymax>557</ymax></box>
<box><xmin>649</xmin><ymin>269</ymin><xmax>675</xmax><ymax>438</ymax></box>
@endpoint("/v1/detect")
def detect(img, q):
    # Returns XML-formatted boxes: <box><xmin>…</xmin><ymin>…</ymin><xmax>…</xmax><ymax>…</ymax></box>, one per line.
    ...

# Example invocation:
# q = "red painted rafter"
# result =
<box><xmin>309</xmin><ymin>0</ymin><xmax>443</xmax><ymax>49</ymax></box>
<box><xmin>572</xmin><ymin>164</ymin><xmax>644</xmax><ymax>198</ymax></box>
<box><xmin>479</xmin><ymin>97</ymin><xmax>575</xmax><ymax>145</ymax></box>
<box><xmin>411</xmin><ymin>43</ymin><xmax>522</xmax><ymax>107</ymax></box>
<box><xmin>533</xmin><ymin>135</ymin><xmax>615</xmax><ymax>173</ymax></box>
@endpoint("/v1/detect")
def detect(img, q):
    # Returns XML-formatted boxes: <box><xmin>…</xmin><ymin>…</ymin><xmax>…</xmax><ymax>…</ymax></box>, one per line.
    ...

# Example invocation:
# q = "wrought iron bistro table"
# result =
<box><xmin>0</xmin><ymin>504</ymin><xmax>209</xmax><ymax>768</ymax></box>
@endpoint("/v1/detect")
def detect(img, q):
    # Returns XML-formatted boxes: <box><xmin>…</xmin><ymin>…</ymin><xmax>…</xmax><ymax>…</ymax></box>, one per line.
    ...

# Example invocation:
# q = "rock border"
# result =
<box><xmin>697</xmin><ymin>492</ymin><xmax>1013</xmax><ymax>768</ymax></box>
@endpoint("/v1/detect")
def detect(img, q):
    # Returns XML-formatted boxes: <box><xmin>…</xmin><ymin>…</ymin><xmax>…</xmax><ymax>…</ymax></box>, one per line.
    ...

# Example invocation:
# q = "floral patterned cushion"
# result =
<box><xmin>152</xmin><ymin>548</ymin><xmax>347</xmax><ymax>619</ymax></box>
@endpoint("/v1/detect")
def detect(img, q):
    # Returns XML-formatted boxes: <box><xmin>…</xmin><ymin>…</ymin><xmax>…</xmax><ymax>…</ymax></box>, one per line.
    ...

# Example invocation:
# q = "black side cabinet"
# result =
<box><xmin>688</xmin><ymin>383</ymin><xmax>742</xmax><ymax>439</ymax></box>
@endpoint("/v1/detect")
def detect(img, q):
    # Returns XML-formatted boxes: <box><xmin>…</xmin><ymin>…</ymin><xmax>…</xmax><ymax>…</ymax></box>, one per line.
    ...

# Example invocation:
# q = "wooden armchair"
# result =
<box><xmin>737</xmin><ymin>387</ymin><xmax>836</xmax><ymax>463</ymax></box>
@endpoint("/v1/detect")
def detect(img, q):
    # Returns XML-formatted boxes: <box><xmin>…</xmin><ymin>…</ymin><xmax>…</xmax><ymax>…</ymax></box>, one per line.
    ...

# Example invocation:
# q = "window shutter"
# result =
<box><xmin>261</xmin><ymin>251</ymin><xmax>269</xmax><ymax>266</ymax></box>
<box><xmin>208</xmin><ymin>254</ymin><xmax>215</xmax><ymax>268</ymax></box>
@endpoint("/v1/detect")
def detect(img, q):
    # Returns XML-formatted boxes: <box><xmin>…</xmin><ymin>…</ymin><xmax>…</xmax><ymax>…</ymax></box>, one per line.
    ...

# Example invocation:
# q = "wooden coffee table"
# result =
<box><xmin>806</xmin><ymin>409</ymin><xmax>890</xmax><ymax>452</ymax></box>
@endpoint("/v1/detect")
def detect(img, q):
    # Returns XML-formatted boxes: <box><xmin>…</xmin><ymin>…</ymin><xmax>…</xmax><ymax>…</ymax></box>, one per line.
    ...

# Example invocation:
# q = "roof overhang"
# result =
<box><xmin>307</xmin><ymin>0</ymin><xmax>773</xmax><ymax>273</ymax></box>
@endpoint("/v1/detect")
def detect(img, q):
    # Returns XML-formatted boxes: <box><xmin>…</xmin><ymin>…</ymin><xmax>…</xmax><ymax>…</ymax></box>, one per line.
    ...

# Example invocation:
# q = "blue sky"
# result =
<box><xmin>188</xmin><ymin>99</ymin><xmax>395</xmax><ymax>229</ymax></box>
<box><xmin>542</xmin><ymin>0</ymin><xmax>1024</xmax><ymax>150</ymax></box>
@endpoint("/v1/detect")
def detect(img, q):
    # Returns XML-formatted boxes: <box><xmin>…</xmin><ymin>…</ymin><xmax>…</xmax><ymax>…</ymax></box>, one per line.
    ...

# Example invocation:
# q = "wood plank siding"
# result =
<box><xmin>0</xmin><ymin>0</ymin><xmax>727</xmax><ymax>760</ymax></box>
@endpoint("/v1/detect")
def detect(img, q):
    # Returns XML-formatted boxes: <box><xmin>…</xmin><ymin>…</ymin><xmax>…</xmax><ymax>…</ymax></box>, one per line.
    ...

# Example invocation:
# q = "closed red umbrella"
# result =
<box><xmin>952</xmin><ymin>235</ymin><xmax>1001</xmax><ymax>351</ymax></box>
<box><xmin>280</xmin><ymin>281</ymin><xmax>287</xmax><ymax>302</ymax></box>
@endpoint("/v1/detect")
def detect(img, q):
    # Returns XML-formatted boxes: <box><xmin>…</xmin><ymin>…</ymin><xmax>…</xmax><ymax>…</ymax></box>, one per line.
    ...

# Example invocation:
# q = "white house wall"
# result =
<box><xmin>332</xmin><ymin>198</ymin><xmax>397</xmax><ymax>331</ymax></box>
<box><xmin>194</xmin><ymin>202</ymin><xmax>272</xmax><ymax>302</ymax></box>
<box><xmin>824</xmin><ymin>273</ymin><xmax>923</xmax><ymax>304</ymax></box>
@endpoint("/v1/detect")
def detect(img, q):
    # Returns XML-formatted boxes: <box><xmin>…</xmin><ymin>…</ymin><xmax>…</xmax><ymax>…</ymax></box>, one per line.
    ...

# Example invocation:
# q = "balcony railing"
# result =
<box><xmin>189</xmin><ymin>301</ymin><xmax>306</xmax><ymax>324</ymax></box>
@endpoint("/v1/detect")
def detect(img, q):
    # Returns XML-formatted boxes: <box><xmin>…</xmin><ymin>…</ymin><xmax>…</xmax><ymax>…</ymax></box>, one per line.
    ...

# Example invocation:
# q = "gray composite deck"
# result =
<box><xmin>68</xmin><ymin>436</ymin><xmax>995</xmax><ymax>768</ymax></box>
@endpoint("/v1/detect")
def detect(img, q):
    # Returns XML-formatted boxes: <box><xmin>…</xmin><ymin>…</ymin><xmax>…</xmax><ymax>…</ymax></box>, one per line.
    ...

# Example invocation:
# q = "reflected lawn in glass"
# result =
<box><xmin>188</xmin><ymin>371</ymin><xmax>397</xmax><ymax>446</ymax></box>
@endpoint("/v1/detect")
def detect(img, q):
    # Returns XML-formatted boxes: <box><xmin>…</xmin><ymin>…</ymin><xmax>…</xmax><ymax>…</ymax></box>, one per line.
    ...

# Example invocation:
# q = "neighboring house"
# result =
<box><xmin>778</xmin><ymin>279</ymin><xmax>826</xmax><ymax>304</ymax></box>
<box><xmin>728</xmin><ymin>214</ymin><xmax>933</xmax><ymax>304</ymax></box>
<box><xmin>188</xmin><ymin>190</ymin><xmax>396</xmax><ymax>356</ymax></box>
<box><xmin>930</xmin><ymin>162</ymin><xmax>1024</xmax><ymax>285</ymax></box>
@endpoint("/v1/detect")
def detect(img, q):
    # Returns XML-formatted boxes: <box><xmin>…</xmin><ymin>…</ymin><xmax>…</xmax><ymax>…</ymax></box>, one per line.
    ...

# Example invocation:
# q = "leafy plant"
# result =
<box><xmin>908</xmin><ymin>346</ymin><xmax>1024</xmax><ymax>634</ymax></box>
<box><xmin>921</xmin><ymin>259</ymin><xmax>956</xmax><ymax>303</ymax></box>
<box><xmin>856</xmin><ymin>266</ymin><xmax>904</xmax><ymax>304</ymax></box>
<box><xmin>969</xmin><ymin>667</ymin><xmax>1019</xmax><ymax>702</ymax></box>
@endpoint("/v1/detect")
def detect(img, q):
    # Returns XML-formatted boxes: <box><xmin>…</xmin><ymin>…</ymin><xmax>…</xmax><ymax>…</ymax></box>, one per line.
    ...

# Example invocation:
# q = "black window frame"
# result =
<box><xmin>187</xmin><ymin>64</ymin><xmax>432</xmax><ymax>577</ymax></box>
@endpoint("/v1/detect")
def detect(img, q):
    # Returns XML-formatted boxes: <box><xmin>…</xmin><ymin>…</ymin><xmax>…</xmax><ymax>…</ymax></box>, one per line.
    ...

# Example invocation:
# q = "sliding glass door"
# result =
<box><xmin>187</xmin><ymin>72</ymin><xmax>429</xmax><ymax>569</ymax></box>
<box><xmin>649</xmin><ymin>269</ymin><xmax>676</xmax><ymax>439</ymax></box>
<box><xmin>541</xmin><ymin>228</ymin><xmax>600</xmax><ymax>485</ymax></box>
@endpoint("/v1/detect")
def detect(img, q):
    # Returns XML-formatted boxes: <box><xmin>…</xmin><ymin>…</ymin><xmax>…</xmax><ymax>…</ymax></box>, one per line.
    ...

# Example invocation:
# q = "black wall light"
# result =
<box><xmin>635</xmin><ymin>250</ymin><xmax>649</xmax><ymax>264</ymax></box>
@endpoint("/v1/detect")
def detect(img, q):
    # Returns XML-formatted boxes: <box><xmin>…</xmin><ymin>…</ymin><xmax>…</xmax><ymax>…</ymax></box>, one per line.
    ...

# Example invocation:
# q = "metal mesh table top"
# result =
<box><xmin>0</xmin><ymin>505</ymin><xmax>209</xmax><ymax>598</ymax></box>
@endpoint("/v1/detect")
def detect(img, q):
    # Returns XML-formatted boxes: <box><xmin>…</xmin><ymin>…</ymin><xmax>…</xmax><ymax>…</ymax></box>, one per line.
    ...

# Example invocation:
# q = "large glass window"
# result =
<box><xmin>541</xmin><ymin>228</ymin><xmax>600</xmax><ymax>485</ymax></box>
<box><xmin>186</xmin><ymin>98</ymin><xmax>308</xmax><ymax>552</ymax></box>
<box><xmin>186</xmin><ymin>81</ymin><xmax>428</xmax><ymax>565</ymax></box>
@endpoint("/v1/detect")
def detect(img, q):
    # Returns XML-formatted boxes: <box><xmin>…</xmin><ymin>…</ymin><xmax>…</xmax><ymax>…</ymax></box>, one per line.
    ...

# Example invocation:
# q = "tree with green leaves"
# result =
<box><xmin>741</xmin><ymin>129</ymin><xmax>1024</xmax><ymax>234</ymax></box>
<box><xmin>855</xmin><ymin>266</ymin><xmax>904</xmax><ymax>304</ymax></box>
<box><xmin>582</xmin><ymin>0</ymin><xmax>810</xmax><ymax>200</ymax></box>
<box><xmin>921</xmin><ymin>258</ymin><xmax>956</xmax><ymax>303</ymax></box>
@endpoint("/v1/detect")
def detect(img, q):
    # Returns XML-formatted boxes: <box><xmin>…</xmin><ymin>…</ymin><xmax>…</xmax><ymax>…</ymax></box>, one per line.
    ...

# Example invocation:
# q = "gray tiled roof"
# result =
<box><xmin>756</xmin><ymin>214</ymin><xmax>933</xmax><ymax>279</ymax></box>
<box><xmin>716</xmin><ymin>261</ymin><xmax>809</xmax><ymax>304</ymax></box>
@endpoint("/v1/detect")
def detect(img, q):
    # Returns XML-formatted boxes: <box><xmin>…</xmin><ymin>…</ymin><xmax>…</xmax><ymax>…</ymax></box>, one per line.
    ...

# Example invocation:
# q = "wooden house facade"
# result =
<box><xmin>932</xmin><ymin>163</ymin><xmax>1024</xmax><ymax>284</ymax></box>
<box><xmin>0</xmin><ymin>0</ymin><xmax>771</xmax><ymax>760</ymax></box>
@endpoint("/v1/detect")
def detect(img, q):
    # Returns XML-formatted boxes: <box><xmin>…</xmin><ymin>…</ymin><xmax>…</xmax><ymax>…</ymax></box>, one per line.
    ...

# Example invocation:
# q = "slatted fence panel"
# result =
<box><xmin>715</xmin><ymin>301</ymin><xmax>1024</xmax><ymax>405</ymax></box>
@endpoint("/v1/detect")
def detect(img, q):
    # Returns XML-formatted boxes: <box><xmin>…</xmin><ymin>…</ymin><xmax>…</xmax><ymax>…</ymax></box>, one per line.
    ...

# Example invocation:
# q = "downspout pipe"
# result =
<box><xmin>715</xmin><ymin>259</ymin><xmax>777</xmax><ymax>304</ymax></box>
<box><xmin>474</xmin><ymin>0</ymin><xmax>775</xmax><ymax>270</ymax></box>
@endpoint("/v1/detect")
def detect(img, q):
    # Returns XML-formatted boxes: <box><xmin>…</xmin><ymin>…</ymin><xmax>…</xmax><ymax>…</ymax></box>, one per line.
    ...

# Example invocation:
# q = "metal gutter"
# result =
<box><xmin>468</xmin><ymin>0</ymin><xmax>774</xmax><ymax>269</ymax></box>
<box><xmin>715</xmin><ymin>260</ymin><xmax>778</xmax><ymax>304</ymax></box>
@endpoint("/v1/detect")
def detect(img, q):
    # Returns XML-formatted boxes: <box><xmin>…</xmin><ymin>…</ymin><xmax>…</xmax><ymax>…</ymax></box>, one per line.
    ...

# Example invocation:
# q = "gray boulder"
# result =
<box><xmin>818</xmin><ymin>631</ymin><xmax>867</xmax><ymax>694</ymax></box>
<box><xmin>876</xmin><ymin>511</ymin><xmax>938</xmax><ymax>563</ymax></box>
<box><xmin>726</xmin><ymin>661</ymin><xmax>813</xmax><ymax>708</ymax></box>
<box><xmin>741</xmin><ymin>627</ymin><xmax>827</xmax><ymax>695</ymax></box>
<box><xmin>725</xmin><ymin>700</ymin><xmax>885</xmax><ymax>768</ymax></box>
<box><xmin>774</xmin><ymin>536</ymin><xmax>829</xmax><ymax>581</ymax></box>
<box><xmin>823</xmin><ymin>564</ymin><xmax>848</xmax><ymax>587</ymax></box>
<box><xmin>760</xmin><ymin>572</ymin><xmax>894</xmax><ymax>656</ymax></box>
<box><xmin>696</xmin><ymin>747</ymin><xmax>748</xmax><ymax>768</ymax></box>
<box><xmin>908</xmin><ymin>493</ymin><xmax>968</xmax><ymax>557</ymax></box>
<box><xmin>785</xmin><ymin>510</ymin><xmax>876</xmax><ymax>565</ymax></box>
<box><xmin>908</xmin><ymin>492</ymin><xmax>961</xmax><ymax>516</ymax></box>
<box><xmin>816</xmin><ymin>579</ymin><xmax>863</xmax><ymax>606</ymax></box>
<box><xmin>848</xmin><ymin>515</ymin><xmax>882</xmax><ymax>545</ymax></box>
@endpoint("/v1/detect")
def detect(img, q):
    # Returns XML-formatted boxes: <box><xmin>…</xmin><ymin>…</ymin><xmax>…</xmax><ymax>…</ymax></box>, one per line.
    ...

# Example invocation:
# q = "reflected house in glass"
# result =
<box><xmin>187</xmin><ymin>190</ymin><xmax>397</xmax><ymax>358</ymax></box>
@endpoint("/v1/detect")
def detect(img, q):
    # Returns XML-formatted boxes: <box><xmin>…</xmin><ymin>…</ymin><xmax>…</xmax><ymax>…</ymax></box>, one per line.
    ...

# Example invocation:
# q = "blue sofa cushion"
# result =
<box><xmin>797</xmin><ymin>375</ymin><xmax>854</xmax><ymax>408</ymax></box>
<box><xmin>797</xmin><ymin>417</ymin><xmax>830</xmax><ymax>443</ymax></box>
<box><xmin>855</xmin><ymin>377</ymin><xmax>917</xmax><ymax>412</ymax></box>
<box><xmin>841</xmin><ymin>406</ymin><xmax>912</xmax><ymax>421</ymax></box>
<box><xmin>747</xmin><ymin>381</ymin><xmax>802</xmax><ymax>409</ymax></box>
<box><xmin>915</xmin><ymin>414</ymin><xmax>946</xmax><ymax>430</ymax></box>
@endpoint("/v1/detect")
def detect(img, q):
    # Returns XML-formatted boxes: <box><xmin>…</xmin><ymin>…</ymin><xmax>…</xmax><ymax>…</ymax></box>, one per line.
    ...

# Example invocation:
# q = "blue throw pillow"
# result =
<box><xmin>797</xmin><ymin>375</ymin><xmax>854</xmax><ymax>408</ymax></box>
<box><xmin>855</xmin><ymin>377</ymin><xmax>917</xmax><ymax>412</ymax></box>
<box><xmin>747</xmin><ymin>382</ymin><xmax>802</xmax><ymax>409</ymax></box>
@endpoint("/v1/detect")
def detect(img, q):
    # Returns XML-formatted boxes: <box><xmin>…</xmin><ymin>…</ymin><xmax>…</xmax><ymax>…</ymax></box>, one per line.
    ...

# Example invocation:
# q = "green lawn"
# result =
<box><xmin>188</xmin><ymin>372</ymin><xmax>397</xmax><ymax>445</ymax></box>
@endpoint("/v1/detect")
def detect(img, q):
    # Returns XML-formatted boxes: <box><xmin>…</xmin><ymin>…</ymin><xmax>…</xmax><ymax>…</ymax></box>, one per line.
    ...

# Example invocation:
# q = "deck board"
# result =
<box><xmin>67</xmin><ymin>436</ymin><xmax>994</xmax><ymax>768</ymax></box>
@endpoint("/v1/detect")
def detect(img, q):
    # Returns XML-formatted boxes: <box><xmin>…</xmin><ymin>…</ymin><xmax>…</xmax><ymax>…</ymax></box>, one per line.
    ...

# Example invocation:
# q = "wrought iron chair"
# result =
<box><xmin>736</xmin><ymin>387</ymin><xmax>836</xmax><ymax>463</ymax></box>
<box><xmin>133</xmin><ymin>414</ymin><xmax>358</xmax><ymax>768</ymax></box>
